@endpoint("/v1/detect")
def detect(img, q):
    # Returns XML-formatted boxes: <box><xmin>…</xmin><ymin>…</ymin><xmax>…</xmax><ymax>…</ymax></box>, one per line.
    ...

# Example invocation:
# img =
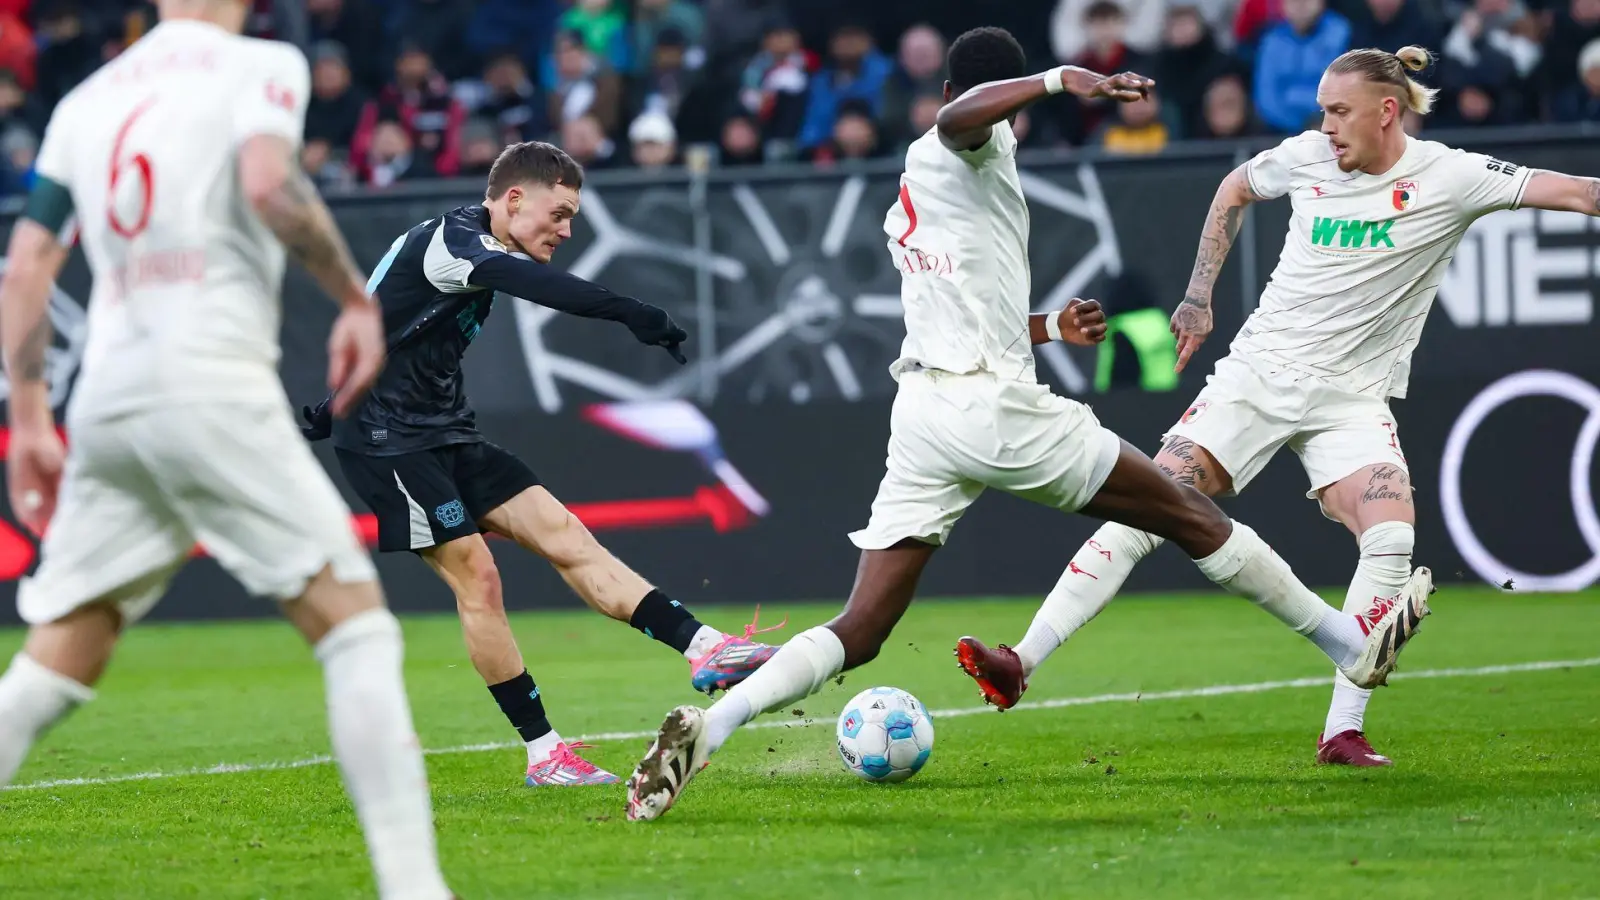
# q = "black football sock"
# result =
<box><xmin>487</xmin><ymin>670</ymin><xmax>552</xmax><ymax>742</ymax></box>
<box><xmin>628</xmin><ymin>589</ymin><xmax>704</xmax><ymax>654</ymax></box>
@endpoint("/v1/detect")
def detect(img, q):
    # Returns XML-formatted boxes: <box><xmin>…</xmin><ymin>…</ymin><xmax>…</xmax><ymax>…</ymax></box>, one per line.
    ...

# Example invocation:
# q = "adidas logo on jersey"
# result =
<box><xmin>1310</xmin><ymin>216</ymin><xmax>1396</xmax><ymax>250</ymax></box>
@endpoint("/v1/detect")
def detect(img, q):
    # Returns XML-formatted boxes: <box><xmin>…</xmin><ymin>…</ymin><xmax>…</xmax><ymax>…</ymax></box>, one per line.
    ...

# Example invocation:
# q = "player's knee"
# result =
<box><xmin>1356</xmin><ymin>520</ymin><xmax>1414</xmax><ymax>583</ymax></box>
<box><xmin>454</xmin><ymin>549</ymin><xmax>505</xmax><ymax>612</ymax></box>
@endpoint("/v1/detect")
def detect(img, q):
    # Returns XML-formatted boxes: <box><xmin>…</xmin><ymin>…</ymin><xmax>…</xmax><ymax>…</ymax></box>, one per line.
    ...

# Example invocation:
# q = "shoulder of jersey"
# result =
<box><xmin>442</xmin><ymin>205</ymin><xmax>507</xmax><ymax>252</ymax></box>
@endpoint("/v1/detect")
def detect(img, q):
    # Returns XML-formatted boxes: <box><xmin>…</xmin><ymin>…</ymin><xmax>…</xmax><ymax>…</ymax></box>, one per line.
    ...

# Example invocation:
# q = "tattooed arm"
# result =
<box><xmin>1518</xmin><ymin>171</ymin><xmax>1600</xmax><ymax>217</ymax></box>
<box><xmin>239</xmin><ymin>134</ymin><xmax>369</xmax><ymax>309</ymax></box>
<box><xmin>1172</xmin><ymin>164</ymin><xmax>1261</xmax><ymax>373</ymax></box>
<box><xmin>0</xmin><ymin>220</ymin><xmax>71</xmax><ymax>431</ymax></box>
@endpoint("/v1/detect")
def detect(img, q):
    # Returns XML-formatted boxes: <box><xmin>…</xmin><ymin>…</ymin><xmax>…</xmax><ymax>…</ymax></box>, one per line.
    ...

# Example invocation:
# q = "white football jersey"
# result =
<box><xmin>32</xmin><ymin>20</ymin><xmax>311</xmax><ymax>424</ymax></box>
<box><xmin>882</xmin><ymin>121</ymin><xmax>1036</xmax><ymax>384</ymax></box>
<box><xmin>1234</xmin><ymin>131</ymin><xmax>1531</xmax><ymax>399</ymax></box>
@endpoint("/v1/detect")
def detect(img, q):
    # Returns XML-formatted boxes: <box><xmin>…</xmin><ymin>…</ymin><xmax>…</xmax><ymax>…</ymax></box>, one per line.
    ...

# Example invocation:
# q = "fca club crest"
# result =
<box><xmin>1181</xmin><ymin>399</ymin><xmax>1211</xmax><ymax>423</ymax></box>
<box><xmin>1393</xmin><ymin>181</ymin><xmax>1419</xmax><ymax>212</ymax></box>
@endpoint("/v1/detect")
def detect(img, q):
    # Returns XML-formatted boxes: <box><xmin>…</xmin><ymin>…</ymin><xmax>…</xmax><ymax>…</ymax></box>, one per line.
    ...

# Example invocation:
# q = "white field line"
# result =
<box><xmin>7</xmin><ymin>656</ymin><xmax>1598</xmax><ymax>792</ymax></box>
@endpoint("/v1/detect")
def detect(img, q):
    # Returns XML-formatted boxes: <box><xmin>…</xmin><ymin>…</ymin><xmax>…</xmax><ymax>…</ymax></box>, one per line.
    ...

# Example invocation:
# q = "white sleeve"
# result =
<box><xmin>32</xmin><ymin>95</ymin><xmax>75</xmax><ymax>188</ymax></box>
<box><xmin>950</xmin><ymin>122</ymin><xmax>1015</xmax><ymax>169</ymax></box>
<box><xmin>1449</xmin><ymin>151</ymin><xmax>1534</xmax><ymax>217</ymax></box>
<box><xmin>1244</xmin><ymin>133</ymin><xmax>1325</xmax><ymax>200</ymax></box>
<box><xmin>231</xmin><ymin>46</ymin><xmax>311</xmax><ymax>149</ymax></box>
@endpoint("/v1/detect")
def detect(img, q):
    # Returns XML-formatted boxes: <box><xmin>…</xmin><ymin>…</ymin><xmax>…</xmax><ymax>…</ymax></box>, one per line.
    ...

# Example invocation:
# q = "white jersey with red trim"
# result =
<box><xmin>32</xmin><ymin>20</ymin><xmax>311</xmax><ymax>425</ymax></box>
<box><xmin>1235</xmin><ymin>131</ymin><xmax>1532</xmax><ymax>399</ymax></box>
<box><xmin>881</xmin><ymin>121</ymin><xmax>1036</xmax><ymax>384</ymax></box>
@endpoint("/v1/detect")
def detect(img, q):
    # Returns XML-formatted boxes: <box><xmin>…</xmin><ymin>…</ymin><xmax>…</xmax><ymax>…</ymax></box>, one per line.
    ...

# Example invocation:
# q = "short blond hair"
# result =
<box><xmin>1327</xmin><ymin>45</ymin><xmax>1438</xmax><ymax>116</ymax></box>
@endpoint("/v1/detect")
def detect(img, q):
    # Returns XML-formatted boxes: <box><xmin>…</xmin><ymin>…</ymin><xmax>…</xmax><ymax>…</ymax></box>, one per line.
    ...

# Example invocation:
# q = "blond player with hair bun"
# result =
<box><xmin>962</xmin><ymin>43</ymin><xmax>1600</xmax><ymax>769</ymax></box>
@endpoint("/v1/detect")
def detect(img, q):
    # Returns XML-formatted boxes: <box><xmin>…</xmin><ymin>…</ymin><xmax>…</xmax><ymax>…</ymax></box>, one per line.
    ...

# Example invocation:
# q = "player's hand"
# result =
<box><xmin>300</xmin><ymin>399</ymin><xmax>332</xmax><ymax>441</ymax></box>
<box><xmin>1057</xmin><ymin>299</ymin><xmax>1108</xmax><ymax>346</ymax></box>
<box><xmin>1170</xmin><ymin>295</ymin><xmax>1214</xmax><ymax>374</ymax></box>
<box><xmin>1088</xmin><ymin>71</ymin><xmax>1154</xmax><ymax>102</ymax></box>
<box><xmin>627</xmin><ymin>304</ymin><xmax>689</xmax><ymax>365</ymax></box>
<box><xmin>328</xmin><ymin>299</ymin><xmax>386</xmax><ymax>417</ymax></box>
<box><xmin>7</xmin><ymin>425</ymin><xmax>64</xmax><ymax>537</ymax></box>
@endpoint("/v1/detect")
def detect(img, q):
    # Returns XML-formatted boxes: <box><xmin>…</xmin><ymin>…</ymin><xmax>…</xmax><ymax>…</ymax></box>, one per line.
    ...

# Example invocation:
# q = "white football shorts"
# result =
<box><xmin>850</xmin><ymin>369</ymin><xmax>1122</xmax><ymax>550</ymax></box>
<box><xmin>1162</xmin><ymin>352</ymin><xmax>1409</xmax><ymax>505</ymax></box>
<box><xmin>17</xmin><ymin>401</ymin><xmax>376</xmax><ymax>626</ymax></box>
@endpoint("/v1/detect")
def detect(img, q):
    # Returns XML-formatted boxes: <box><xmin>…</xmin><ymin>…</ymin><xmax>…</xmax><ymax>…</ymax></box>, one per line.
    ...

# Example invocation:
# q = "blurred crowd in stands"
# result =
<box><xmin>0</xmin><ymin>0</ymin><xmax>1596</xmax><ymax>193</ymax></box>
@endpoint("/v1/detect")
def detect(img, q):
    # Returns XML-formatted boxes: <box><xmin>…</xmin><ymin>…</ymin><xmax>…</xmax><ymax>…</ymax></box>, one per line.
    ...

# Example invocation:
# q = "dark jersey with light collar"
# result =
<box><xmin>316</xmin><ymin>204</ymin><xmax>682</xmax><ymax>456</ymax></box>
<box><xmin>333</xmin><ymin>205</ymin><xmax>513</xmax><ymax>456</ymax></box>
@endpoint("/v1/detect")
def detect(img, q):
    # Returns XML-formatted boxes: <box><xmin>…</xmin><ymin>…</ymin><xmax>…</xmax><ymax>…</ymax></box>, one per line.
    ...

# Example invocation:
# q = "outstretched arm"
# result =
<box><xmin>1172</xmin><ymin>164</ymin><xmax>1261</xmax><ymax>373</ymax></box>
<box><xmin>937</xmin><ymin>67</ymin><xmax>1152</xmax><ymax>152</ymax></box>
<box><xmin>468</xmin><ymin>255</ymin><xmax>687</xmax><ymax>362</ymax></box>
<box><xmin>1519</xmin><ymin>171</ymin><xmax>1600</xmax><ymax>216</ymax></box>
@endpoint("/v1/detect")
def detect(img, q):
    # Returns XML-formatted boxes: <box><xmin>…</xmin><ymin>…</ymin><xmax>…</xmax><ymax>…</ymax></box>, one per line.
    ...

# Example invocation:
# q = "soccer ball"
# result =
<box><xmin>835</xmin><ymin>686</ymin><xmax>935</xmax><ymax>783</ymax></box>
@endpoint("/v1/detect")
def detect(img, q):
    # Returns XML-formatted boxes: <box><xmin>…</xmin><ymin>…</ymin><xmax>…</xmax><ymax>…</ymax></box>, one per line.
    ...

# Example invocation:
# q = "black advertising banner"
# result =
<box><xmin>0</xmin><ymin>133</ymin><xmax>1594</xmax><ymax>622</ymax></box>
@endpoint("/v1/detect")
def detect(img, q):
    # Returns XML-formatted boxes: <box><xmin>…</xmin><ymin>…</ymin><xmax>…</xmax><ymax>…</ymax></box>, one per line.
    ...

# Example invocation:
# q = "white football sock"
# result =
<box><xmin>704</xmin><ymin>626</ymin><xmax>845</xmax><ymax>754</ymax></box>
<box><xmin>0</xmin><ymin>652</ymin><xmax>95</xmax><ymax>786</ymax></box>
<box><xmin>684</xmin><ymin>625</ymin><xmax>723</xmax><ymax>661</ymax></box>
<box><xmin>1325</xmin><ymin>522</ymin><xmax>1413</xmax><ymax>737</ymax></box>
<box><xmin>1016</xmin><ymin>524</ymin><xmax>1164</xmax><ymax>676</ymax></box>
<box><xmin>1193</xmin><ymin>521</ymin><xmax>1363</xmax><ymax>669</ymax></box>
<box><xmin>526</xmin><ymin>730</ymin><xmax>565</xmax><ymax>765</ymax></box>
<box><xmin>317</xmin><ymin>609</ymin><xmax>452</xmax><ymax>900</ymax></box>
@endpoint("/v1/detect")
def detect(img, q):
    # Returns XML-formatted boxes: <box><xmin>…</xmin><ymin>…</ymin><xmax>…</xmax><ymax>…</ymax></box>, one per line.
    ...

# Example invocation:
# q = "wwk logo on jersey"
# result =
<box><xmin>1392</xmin><ymin>181</ymin><xmax>1418</xmax><ymax>212</ymax></box>
<box><xmin>1311</xmin><ymin>216</ymin><xmax>1396</xmax><ymax>250</ymax></box>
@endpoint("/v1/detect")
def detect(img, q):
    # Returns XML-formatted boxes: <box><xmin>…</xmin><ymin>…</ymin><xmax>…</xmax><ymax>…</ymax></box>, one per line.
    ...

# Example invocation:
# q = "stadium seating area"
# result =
<box><xmin>0</xmin><ymin>0</ymin><xmax>1597</xmax><ymax>192</ymax></box>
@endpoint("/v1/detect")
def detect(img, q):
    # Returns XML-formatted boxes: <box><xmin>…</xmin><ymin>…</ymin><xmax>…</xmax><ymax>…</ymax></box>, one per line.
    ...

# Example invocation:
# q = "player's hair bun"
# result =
<box><xmin>1395</xmin><ymin>46</ymin><xmax>1433</xmax><ymax>73</ymax></box>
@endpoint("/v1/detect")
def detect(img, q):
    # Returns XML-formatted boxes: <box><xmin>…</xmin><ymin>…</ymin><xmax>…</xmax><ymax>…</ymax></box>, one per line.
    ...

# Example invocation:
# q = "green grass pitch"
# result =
<box><xmin>2</xmin><ymin>587</ymin><xmax>1598</xmax><ymax>899</ymax></box>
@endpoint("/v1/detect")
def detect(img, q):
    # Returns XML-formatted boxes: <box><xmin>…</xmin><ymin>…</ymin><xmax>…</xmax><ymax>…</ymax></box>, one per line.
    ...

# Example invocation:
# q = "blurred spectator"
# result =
<box><xmin>1443</xmin><ymin>0</ymin><xmax>1542</xmax><ymax>85</ymax></box>
<box><xmin>458</xmin><ymin>117</ymin><xmax>503</xmax><ymax>176</ymax></box>
<box><xmin>467</xmin><ymin>0</ymin><xmax>564</xmax><ymax>69</ymax></box>
<box><xmin>719</xmin><ymin>112</ymin><xmax>765</xmax><ymax>165</ymax></box>
<box><xmin>303</xmin><ymin>137</ymin><xmax>356</xmax><ymax>192</ymax></box>
<box><xmin>1094</xmin><ymin>88</ymin><xmax>1173</xmax><ymax>154</ymax></box>
<box><xmin>1232</xmin><ymin>0</ymin><xmax>1281</xmax><ymax>57</ymax></box>
<box><xmin>546</xmin><ymin>28</ymin><xmax>623</xmax><ymax>133</ymax></box>
<box><xmin>907</xmin><ymin>92</ymin><xmax>944</xmax><ymax>139</ymax></box>
<box><xmin>305</xmin><ymin>0</ymin><xmax>386</xmax><ymax>93</ymax></box>
<box><xmin>707</xmin><ymin>1</ymin><xmax>791</xmax><ymax>74</ymax></box>
<box><xmin>30</xmin><ymin>0</ymin><xmax>97</xmax><ymax>128</ymax></box>
<box><xmin>628</xmin><ymin>110</ymin><xmax>679</xmax><ymax>168</ymax></box>
<box><xmin>810</xmin><ymin>98</ymin><xmax>882</xmax><ymax>165</ymax></box>
<box><xmin>1052</xmin><ymin>0</ymin><xmax>1167</xmax><ymax>61</ymax></box>
<box><xmin>463</xmin><ymin>51</ymin><xmax>548</xmax><ymax>145</ymax></box>
<box><xmin>1552</xmin><ymin>37</ymin><xmax>1600</xmax><ymax>120</ymax></box>
<box><xmin>393</xmin><ymin>0</ymin><xmax>476</xmax><ymax>81</ymax></box>
<box><xmin>306</xmin><ymin>42</ymin><xmax>366</xmax><ymax>155</ymax></box>
<box><xmin>738</xmin><ymin>19</ymin><xmax>813</xmax><ymax>142</ymax></box>
<box><xmin>352</xmin><ymin>44</ymin><xmax>465</xmax><ymax>181</ymax></box>
<box><xmin>1063</xmin><ymin>2</ymin><xmax>1148</xmax><ymax>143</ymax></box>
<box><xmin>1253</xmin><ymin>0</ymin><xmax>1352</xmax><ymax>132</ymax></box>
<box><xmin>1540</xmin><ymin>0</ymin><xmax>1600</xmax><ymax>110</ymax></box>
<box><xmin>0</xmin><ymin>68</ymin><xmax>33</xmax><ymax>193</ymax></box>
<box><xmin>560</xmin><ymin>0</ymin><xmax>632</xmax><ymax>73</ymax></box>
<box><xmin>0</xmin><ymin>7</ymin><xmax>33</xmax><ymax>90</ymax></box>
<box><xmin>1155</xmin><ymin>5</ymin><xmax>1235</xmax><ymax>137</ymax></box>
<box><xmin>1195</xmin><ymin>72</ymin><xmax>1263</xmax><ymax>137</ymax></box>
<box><xmin>634</xmin><ymin>0</ymin><xmax>706</xmax><ymax>73</ymax></box>
<box><xmin>883</xmin><ymin>24</ymin><xmax>946</xmax><ymax>146</ymax></box>
<box><xmin>627</xmin><ymin>27</ymin><xmax>699</xmax><ymax>124</ymax></box>
<box><xmin>1440</xmin><ymin>2</ymin><xmax>1536</xmax><ymax>126</ymax></box>
<box><xmin>366</xmin><ymin>119</ymin><xmax>431</xmax><ymax>188</ymax></box>
<box><xmin>797</xmin><ymin>22</ymin><xmax>894</xmax><ymax>150</ymax></box>
<box><xmin>561</xmin><ymin>112</ymin><xmax>618</xmax><ymax>169</ymax></box>
<box><xmin>1346</xmin><ymin>0</ymin><xmax>1441</xmax><ymax>55</ymax></box>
